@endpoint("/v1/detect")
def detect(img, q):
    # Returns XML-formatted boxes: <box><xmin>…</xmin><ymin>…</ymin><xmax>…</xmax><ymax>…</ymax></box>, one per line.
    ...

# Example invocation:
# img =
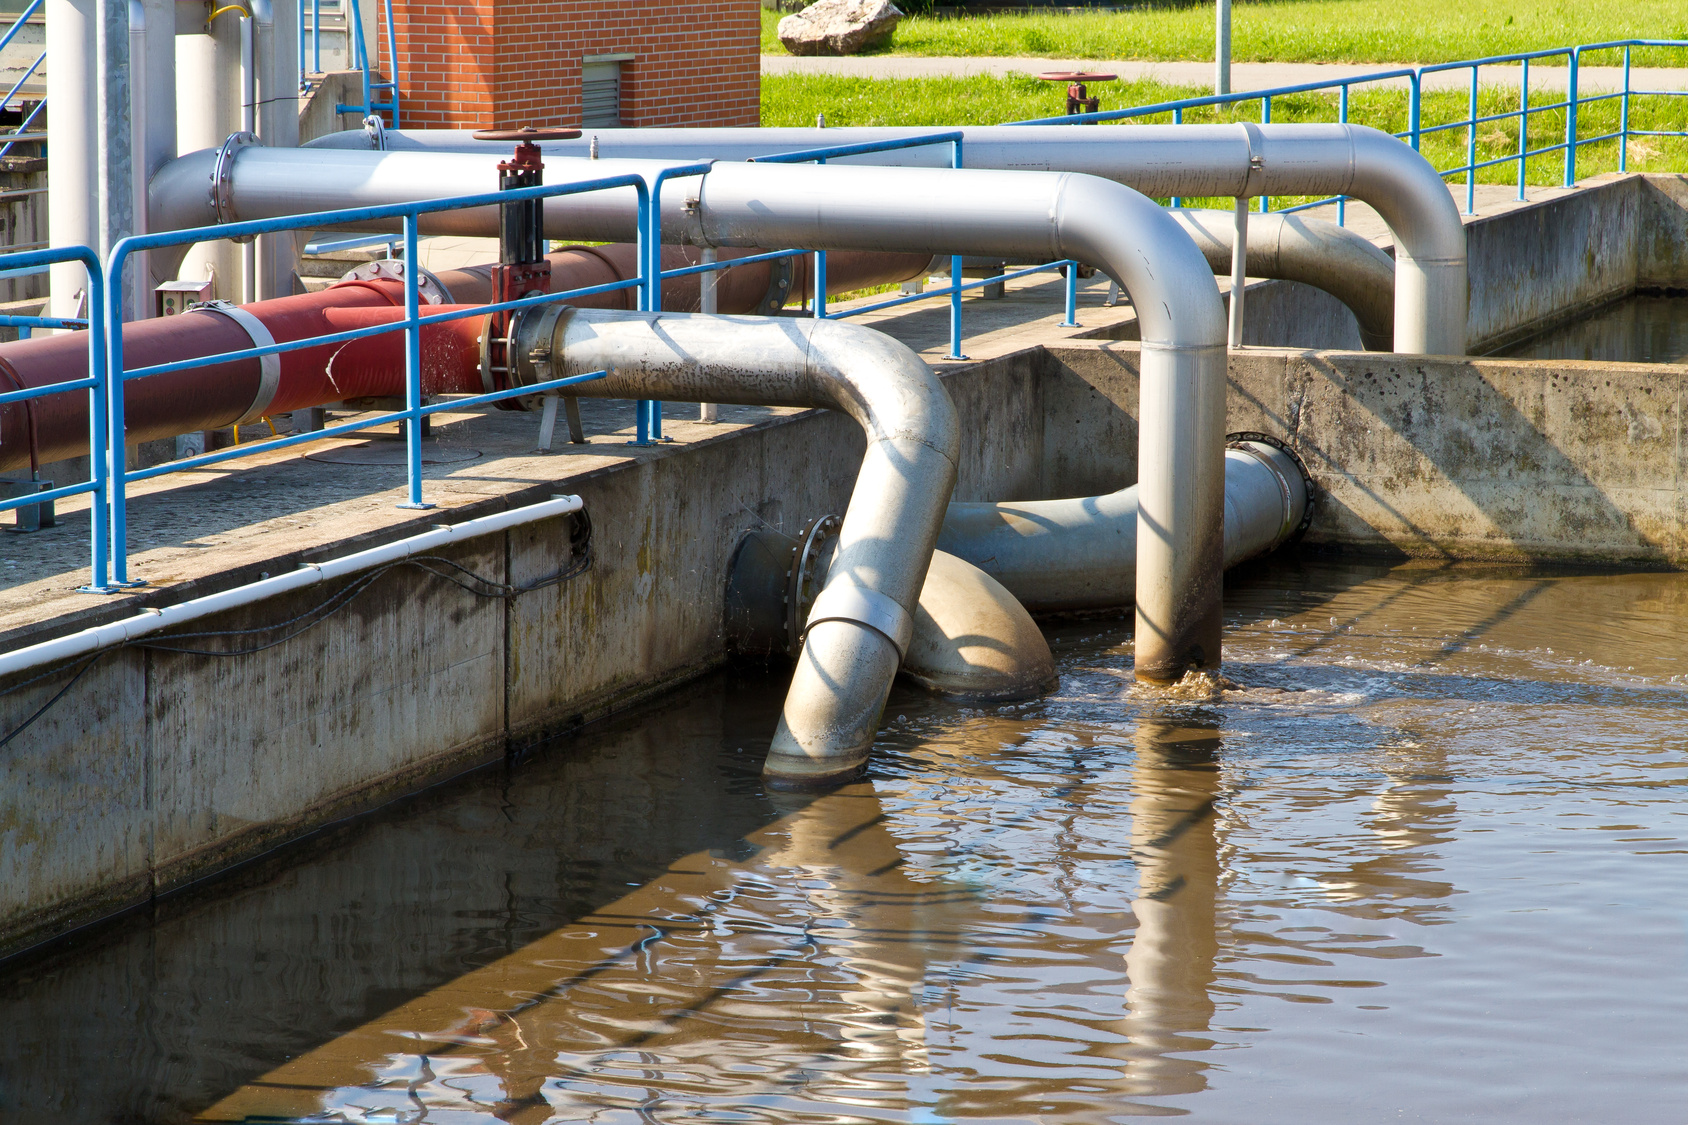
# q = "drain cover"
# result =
<box><xmin>305</xmin><ymin>441</ymin><xmax>482</xmax><ymax>466</ymax></box>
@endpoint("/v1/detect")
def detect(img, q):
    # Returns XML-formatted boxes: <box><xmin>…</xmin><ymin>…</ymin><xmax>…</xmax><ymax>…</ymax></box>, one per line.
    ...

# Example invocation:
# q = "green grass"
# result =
<box><xmin>761</xmin><ymin>1</ymin><xmax>1688</xmax><ymax>64</ymax></box>
<box><xmin>761</xmin><ymin>74</ymin><xmax>1688</xmax><ymax>205</ymax></box>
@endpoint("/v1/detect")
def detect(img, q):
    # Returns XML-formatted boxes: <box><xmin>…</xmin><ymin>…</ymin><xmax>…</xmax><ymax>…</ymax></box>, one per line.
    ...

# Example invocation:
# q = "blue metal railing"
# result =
<box><xmin>300</xmin><ymin>0</ymin><xmax>399</xmax><ymax>126</ymax></box>
<box><xmin>1014</xmin><ymin>39</ymin><xmax>1688</xmax><ymax>220</ymax></box>
<box><xmin>0</xmin><ymin>245</ymin><xmax>110</xmax><ymax>589</ymax></box>
<box><xmin>98</xmin><ymin>167</ymin><xmax>708</xmax><ymax>588</ymax></box>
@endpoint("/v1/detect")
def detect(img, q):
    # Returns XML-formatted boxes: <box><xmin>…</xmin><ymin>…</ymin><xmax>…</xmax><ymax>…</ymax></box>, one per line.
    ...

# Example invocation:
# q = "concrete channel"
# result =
<box><xmin>3</xmin><ymin>172</ymin><xmax>1687</xmax><ymax>960</ymax></box>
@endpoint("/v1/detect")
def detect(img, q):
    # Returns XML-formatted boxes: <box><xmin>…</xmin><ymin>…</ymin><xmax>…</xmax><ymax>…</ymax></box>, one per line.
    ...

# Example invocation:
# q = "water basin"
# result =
<box><xmin>1503</xmin><ymin>291</ymin><xmax>1688</xmax><ymax>364</ymax></box>
<box><xmin>3</xmin><ymin>556</ymin><xmax>1687</xmax><ymax>1123</ymax></box>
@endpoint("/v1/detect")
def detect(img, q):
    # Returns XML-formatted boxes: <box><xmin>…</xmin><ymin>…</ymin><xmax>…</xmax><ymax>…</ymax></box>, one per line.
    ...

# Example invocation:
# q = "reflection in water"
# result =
<box><xmin>1502</xmin><ymin>292</ymin><xmax>1688</xmax><ymax>364</ymax></box>
<box><xmin>1118</xmin><ymin>718</ymin><xmax>1222</xmax><ymax>1099</ymax></box>
<box><xmin>5</xmin><ymin>560</ymin><xmax>1688</xmax><ymax>1122</ymax></box>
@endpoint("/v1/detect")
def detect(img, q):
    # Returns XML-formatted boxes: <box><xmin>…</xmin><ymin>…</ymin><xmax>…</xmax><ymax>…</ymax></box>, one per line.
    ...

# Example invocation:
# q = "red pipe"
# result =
<box><xmin>0</xmin><ymin>246</ymin><xmax>934</xmax><ymax>474</ymax></box>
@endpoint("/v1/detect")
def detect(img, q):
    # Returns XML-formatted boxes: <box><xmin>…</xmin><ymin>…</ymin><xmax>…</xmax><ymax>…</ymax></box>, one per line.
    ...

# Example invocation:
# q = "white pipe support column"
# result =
<box><xmin>46</xmin><ymin>0</ymin><xmax>98</xmax><ymax>319</ymax></box>
<box><xmin>1168</xmin><ymin>207</ymin><xmax>1396</xmax><ymax>350</ymax></box>
<box><xmin>304</xmin><ymin>123</ymin><xmax>1466</xmax><ymax>354</ymax></box>
<box><xmin>175</xmin><ymin>5</ymin><xmax>244</xmax><ymax>300</ymax></box>
<box><xmin>511</xmin><ymin>307</ymin><xmax>960</xmax><ymax>786</ymax></box>
<box><xmin>1228</xmin><ymin>196</ymin><xmax>1247</xmax><ymax>349</ymax></box>
<box><xmin>698</xmin><ymin>245</ymin><xmax>718</xmax><ymax>422</ymax></box>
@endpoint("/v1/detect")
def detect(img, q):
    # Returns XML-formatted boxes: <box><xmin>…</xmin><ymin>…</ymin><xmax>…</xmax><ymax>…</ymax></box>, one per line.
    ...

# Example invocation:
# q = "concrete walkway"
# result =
<box><xmin>763</xmin><ymin>55</ymin><xmax>1688</xmax><ymax>95</ymax></box>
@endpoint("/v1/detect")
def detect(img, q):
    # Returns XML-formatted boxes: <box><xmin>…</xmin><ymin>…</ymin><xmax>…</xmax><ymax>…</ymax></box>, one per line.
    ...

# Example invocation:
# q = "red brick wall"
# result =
<box><xmin>382</xmin><ymin>0</ymin><xmax>759</xmax><ymax>130</ymax></box>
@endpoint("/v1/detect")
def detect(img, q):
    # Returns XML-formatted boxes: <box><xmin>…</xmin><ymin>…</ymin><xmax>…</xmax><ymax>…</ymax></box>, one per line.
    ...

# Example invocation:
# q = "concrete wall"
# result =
<box><xmin>1048</xmin><ymin>340</ymin><xmax>1688</xmax><ymax>565</ymax></box>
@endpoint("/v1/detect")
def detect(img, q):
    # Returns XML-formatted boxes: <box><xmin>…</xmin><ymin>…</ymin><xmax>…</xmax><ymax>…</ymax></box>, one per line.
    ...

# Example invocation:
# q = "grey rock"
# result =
<box><xmin>777</xmin><ymin>0</ymin><xmax>903</xmax><ymax>56</ymax></box>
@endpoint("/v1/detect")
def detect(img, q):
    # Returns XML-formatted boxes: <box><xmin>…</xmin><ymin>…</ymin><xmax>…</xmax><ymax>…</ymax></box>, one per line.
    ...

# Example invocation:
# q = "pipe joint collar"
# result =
<box><xmin>210</xmin><ymin>132</ymin><xmax>260</xmax><ymax>237</ymax></box>
<box><xmin>805</xmin><ymin>581</ymin><xmax>914</xmax><ymax>658</ymax></box>
<box><xmin>194</xmin><ymin>300</ymin><xmax>280</xmax><ymax>425</ymax></box>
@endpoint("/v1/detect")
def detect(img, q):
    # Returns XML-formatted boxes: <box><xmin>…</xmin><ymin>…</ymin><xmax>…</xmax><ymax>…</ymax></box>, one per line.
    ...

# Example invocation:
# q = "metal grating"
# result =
<box><xmin>581</xmin><ymin>61</ymin><xmax>622</xmax><ymax>128</ymax></box>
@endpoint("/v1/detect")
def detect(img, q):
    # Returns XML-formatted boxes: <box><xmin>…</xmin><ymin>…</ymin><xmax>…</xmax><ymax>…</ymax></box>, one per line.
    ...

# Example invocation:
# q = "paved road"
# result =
<box><xmin>763</xmin><ymin>55</ymin><xmax>1688</xmax><ymax>94</ymax></box>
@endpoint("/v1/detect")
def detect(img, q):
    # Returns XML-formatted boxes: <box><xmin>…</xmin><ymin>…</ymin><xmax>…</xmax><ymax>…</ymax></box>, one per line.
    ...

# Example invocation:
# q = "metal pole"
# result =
<box><xmin>1517</xmin><ymin>58</ymin><xmax>1529</xmax><ymax>201</ymax></box>
<box><xmin>813</xmin><ymin>249</ymin><xmax>827</xmax><ymax>318</ymax></box>
<box><xmin>1061</xmin><ymin>260</ymin><xmax>1078</xmax><ymax>327</ymax></box>
<box><xmin>1564</xmin><ymin>49</ymin><xmax>1579</xmax><ymax>187</ymax></box>
<box><xmin>1228</xmin><ymin>195</ymin><xmax>1247</xmax><ymax>348</ymax></box>
<box><xmin>85</xmin><ymin>264</ymin><xmax>112</xmax><ymax>592</ymax></box>
<box><xmin>1465</xmin><ymin>67</ymin><xmax>1478</xmax><ymax>216</ymax></box>
<box><xmin>1214</xmin><ymin>0</ymin><xmax>1231</xmax><ymax>96</ymax></box>
<box><xmin>397</xmin><ymin>213</ymin><xmax>431</xmax><ymax>509</ymax></box>
<box><xmin>699</xmin><ymin>245</ymin><xmax>718</xmax><ymax>422</ymax></box>
<box><xmin>95</xmin><ymin>0</ymin><xmax>133</xmax><ymax>317</ymax></box>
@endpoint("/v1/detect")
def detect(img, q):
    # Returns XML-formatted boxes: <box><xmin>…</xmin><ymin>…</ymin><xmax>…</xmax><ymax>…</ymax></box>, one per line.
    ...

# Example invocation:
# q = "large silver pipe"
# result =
<box><xmin>150</xmin><ymin>149</ymin><xmax>1232</xmax><ymax>682</ymax></box>
<box><xmin>937</xmin><ymin>441</ymin><xmax>1309</xmax><ymax>614</ymax></box>
<box><xmin>298</xmin><ymin>122</ymin><xmax>1467</xmax><ymax>354</ymax></box>
<box><xmin>1171</xmin><ymin>208</ymin><xmax>1395</xmax><ymax>351</ymax></box>
<box><xmin>510</xmin><ymin>308</ymin><xmax>960</xmax><ymax>786</ymax></box>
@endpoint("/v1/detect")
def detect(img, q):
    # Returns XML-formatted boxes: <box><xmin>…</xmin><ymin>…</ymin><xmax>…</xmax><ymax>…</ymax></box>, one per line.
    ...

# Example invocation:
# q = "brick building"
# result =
<box><xmin>378</xmin><ymin>0</ymin><xmax>760</xmax><ymax>131</ymax></box>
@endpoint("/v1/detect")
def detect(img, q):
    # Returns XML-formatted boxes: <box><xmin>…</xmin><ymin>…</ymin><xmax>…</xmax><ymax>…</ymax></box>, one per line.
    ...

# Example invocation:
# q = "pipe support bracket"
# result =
<box><xmin>195</xmin><ymin>299</ymin><xmax>280</xmax><ymax>425</ymax></box>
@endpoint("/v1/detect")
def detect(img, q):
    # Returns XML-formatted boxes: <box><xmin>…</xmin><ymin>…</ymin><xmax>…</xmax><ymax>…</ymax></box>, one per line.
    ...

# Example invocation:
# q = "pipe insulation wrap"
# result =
<box><xmin>289</xmin><ymin>121</ymin><xmax>1467</xmax><ymax>354</ymax></box>
<box><xmin>936</xmin><ymin>441</ymin><xmax>1310</xmax><ymax>614</ymax></box>
<box><xmin>512</xmin><ymin>308</ymin><xmax>961</xmax><ymax>785</ymax></box>
<box><xmin>0</xmin><ymin>495</ymin><xmax>585</xmax><ymax>681</ymax></box>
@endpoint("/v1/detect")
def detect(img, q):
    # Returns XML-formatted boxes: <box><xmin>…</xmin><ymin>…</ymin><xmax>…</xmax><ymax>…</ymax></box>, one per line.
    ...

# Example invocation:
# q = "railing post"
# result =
<box><xmin>311</xmin><ymin>0</ymin><xmax>320</xmax><ymax>75</ymax></box>
<box><xmin>84</xmin><ymin>255</ymin><xmax>113</xmax><ymax>592</ymax></box>
<box><xmin>1620</xmin><ymin>46</ymin><xmax>1631</xmax><ymax>172</ymax></box>
<box><xmin>1259</xmin><ymin>97</ymin><xmax>1272</xmax><ymax>213</ymax></box>
<box><xmin>382</xmin><ymin>0</ymin><xmax>399</xmax><ymax>126</ymax></box>
<box><xmin>1564</xmin><ymin>48</ymin><xmax>1580</xmax><ymax>187</ymax></box>
<box><xmin>397</xmin><ymin>213</ymin><xmax>432</xmax><ymax>509</ymax></box>
<box><xmin>104</xmin><ymin>244</ymin><xmax>134</xmax><ymax>586</ymax></box>
<box><xmin>1518</xmin><ymin>58</ymin><xmax>1530</xmax><ymax>201</ymax></box>
<box><xmin>1338</xmin><ymin>84</ymin><xmax>1349</xmax><ymax>225</ymax></box>
<box><xmin>1466</xmin><ymin>67</ymin><xmax>1479</xmax><ymax>215</ymax></box>
<box><xmin>948</xmin><ymin>255</ymin><xmax>965</xmax><ymax>361</ymax></box>
<box><xmin>813</xmin><ymin>250</ymin><xmax>827</xmax><ymax>318</ymax></box>
<box><xmin>1061</xmin><ymin>260</ymin><xmax>1078</xmax><ymax>328</ymax></box>
<box><xmin>1409</xmin><ymin>71</ymin><xmax>1423</xmax><ymax>150</ymax></box>
<box><xmin>1171</xmin><ymin>106</ymin><xmax>1183</xmax><ymax>208</ymax></box>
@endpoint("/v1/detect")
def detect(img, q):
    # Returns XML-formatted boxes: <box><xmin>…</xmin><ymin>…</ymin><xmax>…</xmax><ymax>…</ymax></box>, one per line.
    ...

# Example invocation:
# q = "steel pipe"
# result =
<box><xmin>937</xmin><ymin>440</ymin><xmax>1310</xmax><ymax>614</ymax></box>
<box><xmin>1171</xmin><ymin>208</ymin><xmax>1396</xmax><ymax>351</ymax></box>
<box><xmin>148</xmin><ymin>150</ymin><xmax>1231</xmax><ymax>681</ymax></box>
<box><xmin>295</xmin><ymin>122</ymin><xmax>1466</xmax><ymax>354</ymax></box>
<box><xmin>508</xmin><ymin>308</ymin><xmax>961</xmax><ymax>785</ymax></box>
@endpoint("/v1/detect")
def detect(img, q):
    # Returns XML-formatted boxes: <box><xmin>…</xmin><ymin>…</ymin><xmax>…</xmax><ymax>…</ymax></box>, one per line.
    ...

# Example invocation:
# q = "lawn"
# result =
<box><xmin>761</xmin><ymin>73</ymin><xmax>1688</xmax><ymax>206</ymax></box>
<box><xmin>760</xmin><ymin>0</ymin><xmax>1688</xmax><ymax>64</ymax></box>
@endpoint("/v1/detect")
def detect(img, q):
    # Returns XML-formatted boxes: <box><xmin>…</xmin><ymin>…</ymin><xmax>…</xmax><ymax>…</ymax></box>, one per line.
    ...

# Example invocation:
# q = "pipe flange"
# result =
<box><xmin>194</xmin><ymin>300</ymin><xmax>281</xmax><ymax>425</ymax></box>
<box><xmin>785</xmin><ymin>513</ymin><xmax>839</xmax><ymax>655</ymax></box>
<box><xmin>508</xmin><ymin>301</ymin><xmax>577</xmax><ymax>401</ymax></box>
<box><xmin>210</xmin><ymin>131</ymin><xmax>259</xmax><ymax>239</ymax></box>
<box><xmin>758</xmin><ymin>255</ymin><xmax>794</xmax><ymax>316</ymax></box>
<box><xmin>1228</xmin><ymin>430</ymin><xmax>1317</xmax><ymax>539</ymax></box>
<box><xmin>336</xmin><ymin>258</ymin><xmax>449</xmax><ymax>305</ymax></box>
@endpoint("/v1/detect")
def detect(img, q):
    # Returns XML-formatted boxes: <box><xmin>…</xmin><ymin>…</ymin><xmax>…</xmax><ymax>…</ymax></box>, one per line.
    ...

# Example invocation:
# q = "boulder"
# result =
<box><xmin>777</xmin><ymin>0</ymin><xmax>902</xmax><ymax>56</ymax></box>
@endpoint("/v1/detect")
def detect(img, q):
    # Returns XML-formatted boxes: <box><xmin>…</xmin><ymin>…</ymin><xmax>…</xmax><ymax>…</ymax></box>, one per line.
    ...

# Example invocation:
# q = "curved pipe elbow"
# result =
<box><xmin>1340</xmin><ymin>124</ymin><xmax>1468</xmax><ymax>355</ymax></box>
<box><xmin>1049</xmin><ymin>174</ymin><xmax>1228</xmax><ymax>352</ymax></box>
<box><xmin>1170</xmin><ymin>208</ymin><xmax>1395</xmax><ymax>350</ymax></box>
<box><xmin>524</xmin><ymin>309</ymin><xmax>959</xmax><ymax>786</ymax></box>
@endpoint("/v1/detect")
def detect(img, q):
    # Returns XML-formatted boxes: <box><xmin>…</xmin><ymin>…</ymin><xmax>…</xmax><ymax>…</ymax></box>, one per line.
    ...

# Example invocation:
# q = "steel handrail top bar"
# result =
<box><xmin>127</xmin><ymin>370</ymin><xmax>611</xmax><ymax>483</ymax></box>
<box><xmin>0</xmin><ymin>244</ymin><xmax>101</xmax><ymax>410</ymax></box>
<box><xmin>656</xmin><ymin>247</ymin><xmax>808</xmax><ymax>282</ymax></box>
<box><xmin>828</xmin><ymin>258</ymin><xmax>1074</xmax><ymax>321</ymax></box>
<box><xmin>116</xmin><ymin>169</ymin><xmax>705</xmax><ymax>255</ymax></box>
<box><xmin>748</xmin><ymin>130</ymin><xmax>966</xmax><ymax>164</ymax></box>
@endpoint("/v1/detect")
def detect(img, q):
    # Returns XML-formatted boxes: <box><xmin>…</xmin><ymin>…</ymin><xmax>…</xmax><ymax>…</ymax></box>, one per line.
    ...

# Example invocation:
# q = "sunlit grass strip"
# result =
<box><xmin>761</xmin><ymin>2</ymin><xmax>1688</xmax><ymax>66</ymax></box>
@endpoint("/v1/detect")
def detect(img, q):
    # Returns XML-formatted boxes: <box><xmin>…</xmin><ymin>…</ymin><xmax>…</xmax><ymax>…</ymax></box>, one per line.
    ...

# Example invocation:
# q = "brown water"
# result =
<box><xmin>1502</xmin><ymin>291</ymin><xmax>1688</xmax><ymax>364</ymax></box>
<box><xmin>4</xmin><ymin>556</ymin><xmax>1688</xmax><ymax>1123</ymax></box>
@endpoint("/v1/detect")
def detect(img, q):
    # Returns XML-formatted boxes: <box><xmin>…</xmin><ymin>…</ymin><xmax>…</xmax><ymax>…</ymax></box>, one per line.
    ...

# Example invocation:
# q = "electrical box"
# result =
<box><xmin>155</xmin><ymin>279</ymin><xmax>214</xmax><ymax>318</ymax></box>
